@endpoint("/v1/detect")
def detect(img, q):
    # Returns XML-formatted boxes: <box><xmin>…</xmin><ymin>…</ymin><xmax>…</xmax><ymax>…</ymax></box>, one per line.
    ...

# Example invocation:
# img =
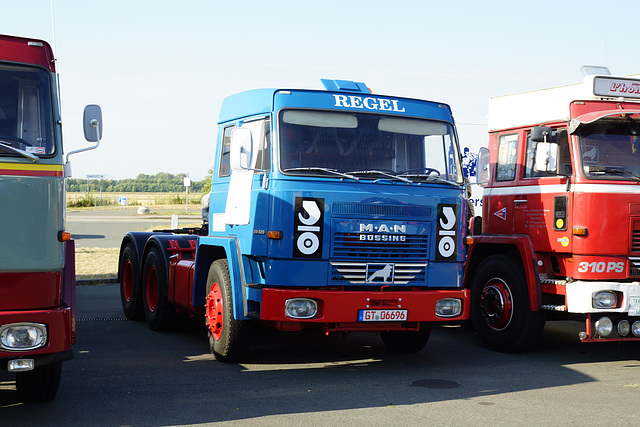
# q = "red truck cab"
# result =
<box><xmin>0</xmin><ymin>34</ymin><xmax>101</xmax><ymax>401</ymax></box>
<box><xmin>467</xmin><ymin>69</ymin><xmax>640</xmax><ymax>350</ymax></box>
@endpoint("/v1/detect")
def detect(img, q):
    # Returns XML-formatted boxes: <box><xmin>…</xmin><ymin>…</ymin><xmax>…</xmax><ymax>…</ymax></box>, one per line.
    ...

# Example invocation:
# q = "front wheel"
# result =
<box><xmin>380</xmin><ymin>323</ymin><xmax>432</xmax><ymax>353</ymax></box>
<box><xmin>15</xmin><ymin>361</ymin><xmax>62</xmax><ymax>402</ymax></box>
<box><xmin>205</xmin><ymin>259</ymin><xmax>250</xmax><ymax>362</ymax></box>
<box><xmin>470</xmin><ymin>254</ymin><xmax>545</xmax><ymax>352</ymax></box>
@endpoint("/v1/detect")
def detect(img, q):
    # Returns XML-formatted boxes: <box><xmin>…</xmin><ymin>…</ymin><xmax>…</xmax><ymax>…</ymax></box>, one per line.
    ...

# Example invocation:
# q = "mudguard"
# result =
<box><xmin>194</xmin><ymin>236</ymin><xmax>250</xmax><ymax>320</ymax></box>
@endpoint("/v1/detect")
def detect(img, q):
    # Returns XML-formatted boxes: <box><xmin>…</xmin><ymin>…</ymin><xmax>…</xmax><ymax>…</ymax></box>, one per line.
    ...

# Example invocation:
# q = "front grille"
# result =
<box><xmin>630</xmin><ymin>257</ymin><xmax>640</xmax><ymax>277</ymax></box>
<box><xmin>331</xmin><ymin>262</ymin><xmax>427</xmax><ymax>284</ymax></box>
<box><xmin>632</xmin><ymin>229</ymin><xmax>640</xmax><ymax>253</ymax></box>
<box><xmin>332</xmin><ymin>232</ymin><xmax>428</xmax><ymax>261</ymax></box>
<box><xmin>332</xmin><ymin>202</ymin><xmax>431</xmax><ymax>217</ymax></box>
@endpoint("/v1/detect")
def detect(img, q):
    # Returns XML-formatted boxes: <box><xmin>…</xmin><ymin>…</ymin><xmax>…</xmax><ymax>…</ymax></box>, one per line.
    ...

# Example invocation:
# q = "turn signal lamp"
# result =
<box><xmin>58</xmin><ymin>230</ymin><xmax>72</xmax><ymax>242</ymax></box>
<box><xmin>267</xmin><ymin>231</ymin><xmax>282</xmax><ymax>240</ymax></box>
<box><xmin>572</xmin><ymin>226</ymin><xmax>588</xmax><ymax>236</ymax></box>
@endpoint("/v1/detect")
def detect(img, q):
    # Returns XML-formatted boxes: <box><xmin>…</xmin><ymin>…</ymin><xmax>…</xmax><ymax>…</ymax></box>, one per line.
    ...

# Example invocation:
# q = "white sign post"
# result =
<box><xmin>184</xmin><ymin>177</ymin><xmax>191</xmax><ymax>214</ymax></box>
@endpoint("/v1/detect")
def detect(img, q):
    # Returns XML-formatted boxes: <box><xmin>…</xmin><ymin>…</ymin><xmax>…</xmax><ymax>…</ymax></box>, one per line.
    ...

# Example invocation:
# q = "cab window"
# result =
<box><xmin>524</xmin><ymin>128</ymin><xmax>571</xmax><ymax>178</ymax></box>
<box><xmin>218</xmin><ymin>125</ymin><xmax>234</xmax><ymax>177</ymax></box>
<box><xmin>496</xmin><ymin>134</ymin><xmax>518</xmax><ymax>181</ymax></box>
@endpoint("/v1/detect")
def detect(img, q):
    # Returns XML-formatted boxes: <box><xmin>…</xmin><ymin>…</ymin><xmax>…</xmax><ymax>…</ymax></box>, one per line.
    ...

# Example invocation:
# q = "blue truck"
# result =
<box><xmin>118</xmin><ymin>79</ymin><xmax>469</xmax><ymax>361</ymax></box>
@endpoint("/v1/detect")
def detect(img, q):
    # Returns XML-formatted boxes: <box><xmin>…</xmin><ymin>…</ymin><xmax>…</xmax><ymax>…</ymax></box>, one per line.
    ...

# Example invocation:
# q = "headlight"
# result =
<box><xmin>617</xmin><ymin>320</ymin><xmax>631</xmax><ymax>337</ymax></box>
<box><xmin>435</xmin><ymin>298</ymin><xmax>462</xmax><ymax>317</ymax></box>
<box><xmin>632</xmin><ymin>321</ymin><xmax>640</xmax><ymax>337</ymax></box>
<box><xmin>0</xmin><ymin>323</ymin><xmax>47</xmax><ymax>351</ymax></box>
<box><xmin>592</xmin><ymin>291</ymin><xmax>617</xmax><ymax>309</ymax></box>
<box><xmin>595</xmin><ymin>317</ymin><xmax>613</xmax><ymax>336</ymax></box>
<box><xmin>285</xmin><ymin>298</ymin><xmax>318</xmax><ymax>319</ymax></box>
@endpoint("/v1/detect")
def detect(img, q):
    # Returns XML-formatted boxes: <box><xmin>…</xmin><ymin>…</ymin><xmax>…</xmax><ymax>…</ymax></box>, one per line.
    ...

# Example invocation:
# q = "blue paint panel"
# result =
<box><xmin>273</xmin><ymin>90</ymin><xmax>454</xmax><ymax>122</ymax></box>
<box><xmin>218</xmin><ymin>89</ymin><xmax>276</xmax><ymax>123</ymax></box>
<box><xmin>427</xmin><ymin>261</ymin><xmax>464</xmax><ymax>288</ymax></box>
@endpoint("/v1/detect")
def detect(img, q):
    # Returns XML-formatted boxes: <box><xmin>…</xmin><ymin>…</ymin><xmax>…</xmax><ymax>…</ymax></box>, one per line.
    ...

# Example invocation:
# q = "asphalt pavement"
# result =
<box><xmin>1</xmin><ymin>284</ymin><xmax>640</xmax><ymax>426</ymax></box>
<box><xmin>66</xmin><ymin>207</ymin><xmax>201</xmax><ymax>248</ymax></box>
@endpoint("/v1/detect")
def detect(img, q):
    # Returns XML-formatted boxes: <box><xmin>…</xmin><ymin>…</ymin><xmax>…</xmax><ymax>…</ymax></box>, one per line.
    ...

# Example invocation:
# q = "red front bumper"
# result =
<box><xmin>0</xmin><ymin>306</ymin><xmax>73</xmax><ymax>360</ymax></box>
<box><xmin>259</xmin><ymin>288</ymin><xmax>469</xmax><ymax>331</ymax></box>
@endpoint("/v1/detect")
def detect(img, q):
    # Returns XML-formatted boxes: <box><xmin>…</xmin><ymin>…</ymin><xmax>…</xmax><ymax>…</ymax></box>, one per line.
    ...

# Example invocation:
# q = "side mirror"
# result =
<box><xmin>65</xmin><ymin>104</ymin><xmax>103</xmax><ymax>177</ymax></box>
<box><xmin>534</xmin><ymin>142</ymin><xmax>559</xmax><ymax>173</ymax></box>
<box><xmin>83</xmin><ymin>104</ymin><xmax>103</xmax><ymax>142</ymax></box>
<box><xmin>230</xmin><ymin>127</ymin><xmax>253</xmax><ymax>171</ymax></box>
<box><xmin>476</xmin><ymin>147</ymin><xmax>490</xmax><ymax>186</ymax></box>
<box><xmin>530</xmin><ymin>126</ymin><xmax>552</xmax><ymax>143</ymax></box>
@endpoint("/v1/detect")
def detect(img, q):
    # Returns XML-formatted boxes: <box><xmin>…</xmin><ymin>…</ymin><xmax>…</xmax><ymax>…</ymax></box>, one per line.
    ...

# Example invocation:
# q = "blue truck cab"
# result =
<box><xmin>119</xmin><ymin>79</ymin><xmax>470</xmax><ymax>361</ymax></box>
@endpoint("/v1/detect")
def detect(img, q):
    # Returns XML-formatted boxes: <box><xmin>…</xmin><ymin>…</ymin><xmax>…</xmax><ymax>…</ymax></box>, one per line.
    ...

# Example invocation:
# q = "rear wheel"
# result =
<box><xmin>380</xmin><ymin>323</ymin><xmax>432</xmax><ymax>353</ymax></box>
<box><xmin>470</xmin><ymin>254</ymin><xmax>545</xmax><ymax>352</ymax></box>
<box><xmin>142</xmin><ymin>247</ymin><xmax>175</xmax><ymax>331</ymax></box>
<box><xmin>119</xmin><ymin>242</ymin><xmax>144</xmax><ymax>320</ymax></box>
<box><xmin>15</xmin><ymin>361</ymin><xmax>62</xmax><ymax>402</ymax></box>
<box><xmin>205</xmin><ymin>259</ymin><xmax>250</xmax><ymax>362</ymax></box>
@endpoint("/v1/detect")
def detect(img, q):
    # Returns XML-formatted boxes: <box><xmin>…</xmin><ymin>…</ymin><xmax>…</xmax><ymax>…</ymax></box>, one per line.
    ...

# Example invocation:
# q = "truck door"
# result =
<box><xmin>512</xmin><ymin>128</ymin><xmax>572</xmax><ymax>253</ymax></box>
<box><xmin>484</xmin><ymin>132</ymin><xmax>519</xmax><ymax>235</ymax></box>
<box><xmin>210</xmin><ymin>118</ymin><xmax>271</xmax><ymax>256</ymax></box>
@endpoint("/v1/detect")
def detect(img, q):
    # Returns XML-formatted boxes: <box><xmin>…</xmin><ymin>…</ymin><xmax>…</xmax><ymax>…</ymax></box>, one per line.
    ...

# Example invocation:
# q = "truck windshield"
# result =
<box><xmin>576</xmin><ymin>119</ymin><xmax>640</xmax><ymax>181</ymax></box>
<box><xmin>0</xmin><ymin>63</ymin><xmax>55</xmax><ymax>158</ymax></box>
<box><xmin>279</xmin><ymin>109</ymin><xmax>463</xmax><ymax>183</ymax></box>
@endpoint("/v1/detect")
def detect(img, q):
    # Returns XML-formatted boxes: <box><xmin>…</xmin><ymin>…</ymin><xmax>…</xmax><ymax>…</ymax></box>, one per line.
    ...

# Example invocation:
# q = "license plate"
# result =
<box><xmin>629</xmin><ymin>296</ymin><xmax>640</xmax><ymax>316</ymax></box>
<box><xmin>358</xmin><ymin>309</ymin><xmax>407</xmax><ymax>322</ymax></box>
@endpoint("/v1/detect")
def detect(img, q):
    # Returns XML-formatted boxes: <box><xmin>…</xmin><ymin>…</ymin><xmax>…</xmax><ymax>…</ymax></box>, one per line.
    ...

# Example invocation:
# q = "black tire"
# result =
<box><xmin>470</xmin><ymin>254</ymin><xmax>545</xmax><ymax>352</ymax></box>
<box><xmin>15</xmin><ymin>361</ymin><xmax>62</xmax><ymax>402</ymax></box>
<box><xmin>205</xmin><ymin>259</ymin><xmax>250</xmax><ymax>362</ymax></box>
<box><xmin>380</xmin><ymin>323</ymin><xmax>432</xmax><ymax>353</ymax></box>
<box><xmin>119</xmin><ymin>242</ymin><xmax>144</xmax><ymax>320</ymax></box>
<box><xmin>141</xmin><ymin>247</ymin><xmax>175</xmax><ymax>331</ymax></box>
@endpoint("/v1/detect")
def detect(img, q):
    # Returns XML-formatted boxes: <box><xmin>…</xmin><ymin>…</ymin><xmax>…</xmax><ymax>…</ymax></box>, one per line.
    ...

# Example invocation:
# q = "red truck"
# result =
<box><xmin>0</xmin><ymin>34</ymin><xmax>101</xmax><ymax>401</ymax></box>
<box><xmin>467</xmin><ymin>67</ymin><xmax>640</xmax><ymax>350</ymax></box>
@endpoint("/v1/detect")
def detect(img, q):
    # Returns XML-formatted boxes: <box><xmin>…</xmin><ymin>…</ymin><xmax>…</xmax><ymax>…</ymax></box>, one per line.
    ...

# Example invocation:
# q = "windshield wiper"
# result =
<box><xmin>283</xmin><ymin>167</ymin><xmax>359</xmax><ymax>180</ymax></box>
<box><xmin>0</xmin><ymin>140</ymin><xmax>39</xmax><ymax>162</ymax></box>
<box><xmin>397</xmin><ymin>169</ymin><xmax>460</xmax><ymax>186</ymax></box>
<box><xmin>587</xmin><ymin>166</ymin><xmax>640</xmax><ymax>181</ymax></box>
<box><xmin>346</xmin><ymin>170</ymin><xmax>412</xmax><ymax>183</ymax></box>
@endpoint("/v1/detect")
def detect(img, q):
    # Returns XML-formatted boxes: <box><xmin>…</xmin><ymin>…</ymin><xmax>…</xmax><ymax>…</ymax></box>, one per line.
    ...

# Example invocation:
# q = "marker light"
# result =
<box><xmin>593</xmin><ymin>291</ymin><xmax>617</xmax><ymax>309</ymax></box>
<box><xmin>595</xmin><ymin>317</ymin><xmax>613</xmax><ymax>336</ymax></box>
<box><xmin>267</xmin><ymin>231</ymin><xmax>282</xmax><ymax>240</ymax></box>
<box><xmin>58</xmin><ymin>230</ymin><xmax>72</xmax><ymax>242</ymax></box>
<box><xmin>617</xmin><ymin>320</ymin><xmax>631</xmax><ymax>337</ymax></box>
<box><xmin>435</xmin><ymin>298</ymin><xmax>462</xmax><ymax>317</ymax></box>
<box><xmin>572</xmin><ymin>226</ymin><xmax>588</xmax><ymax>236</ymax></box>
<box><xmin>0</xmin><ymin>323</ymin><xmax>47</xmax><ymax>351</ymax></box>
<box><xmin>285</xmin><ymin>298</ymin><xmax>318</xmax><ymax>319</ymax></box>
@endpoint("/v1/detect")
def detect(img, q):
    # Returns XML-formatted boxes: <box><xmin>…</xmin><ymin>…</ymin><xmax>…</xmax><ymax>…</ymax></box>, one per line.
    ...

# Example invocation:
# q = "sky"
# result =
<box><xmin>1</xmin><ymin>0</ymin><xmax>638</xmax><ymax>181</ymax></box>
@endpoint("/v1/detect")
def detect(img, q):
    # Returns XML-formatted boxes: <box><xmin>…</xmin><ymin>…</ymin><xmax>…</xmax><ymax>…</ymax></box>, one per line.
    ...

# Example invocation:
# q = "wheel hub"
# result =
<box><xmin>480</xmin><ymin>280</ymin><xmax>513</xmax><ymax>331</ymax></box>
<box><xmin>205</xmin><ymin>283</ymin><xmax>223</xmax><ymax>341</ymax></box>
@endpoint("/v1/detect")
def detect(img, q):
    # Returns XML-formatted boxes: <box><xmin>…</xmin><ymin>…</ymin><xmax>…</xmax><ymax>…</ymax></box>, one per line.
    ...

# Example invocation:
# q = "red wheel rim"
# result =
<box><xmin>145</xmin><ymin>265</ymin><xmax>158</xmax><ymax>312</ymax></box>
<box><xmin>205</xmin><ymin>283</ymin><xmax>223</xmax><ymax>341</ymax></box>
<box><xmin>479</xmin><ymin>279</ymin><xmax>513</xmax><ymax>331</ymax></box>
<box><xmin>122</xmin><ymin>259</ymin><xmax>133</xmax><ymax>302</ymax></box>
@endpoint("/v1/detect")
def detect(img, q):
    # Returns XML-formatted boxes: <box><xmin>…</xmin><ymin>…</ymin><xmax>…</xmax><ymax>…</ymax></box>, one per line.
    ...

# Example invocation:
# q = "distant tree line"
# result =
<box><xmin>66</xmin><ymin>171</ymin><xmax>212</xmax><ymax>193</ymax></box>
